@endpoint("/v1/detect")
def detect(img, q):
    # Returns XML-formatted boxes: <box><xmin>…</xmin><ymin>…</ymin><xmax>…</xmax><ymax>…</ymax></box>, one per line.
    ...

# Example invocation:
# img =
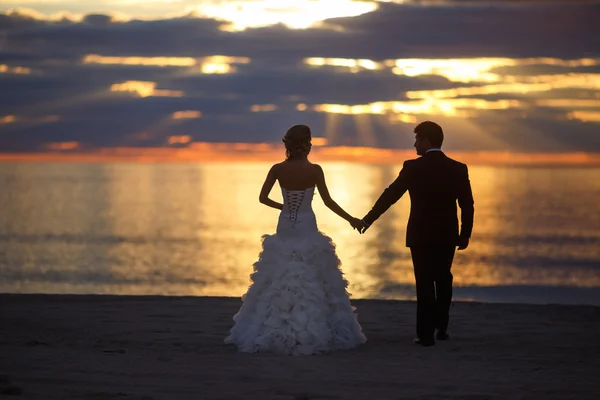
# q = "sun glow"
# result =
<box><xmin>2</xmin><ymin>7</ymin><xmax>130</xmax><ymax>23</ymax></box>
<box><xmin>189</xmin><ymin>0</ymin><xmax>378</xmax><ymax>31</ymax></box>
<box><xmin>567</xmin><ymin>111</ymin><xmax>600</xmax><ymax>122</ymax></box>
<box><xmin>537</xmin><ymin>100</ymin><xmax>600</xmax><ymax>108</ymax></box>
<box><xmin>389</xmin><ymin>58</ymin><xmax>510</xmax><ymax>82</ymax></box>
<box><xmin>110</xmin><ymin>81</ymin><xmax>184</xmax><ymax>98</ymax></box>
<box><xmin>83</xmin><ymin>55</ymin><xmax>196</xmax><ymax>67</ymax></box>
<box><xmin>0</xmin><ymin>64</ymin><xmax>31</xmax><ymax>74</ymax></box>
<box><xmin>0</xmin><ymin>114</ymin><xmax>60</xmax><ymax>125</ymax></box>
<box><xmin>407</xmin><ymin>74</ymin><xmax>600</xmax><ymax>100</ymax></box>
<box><xmin>312</xmin><ymin>138</ymin><xmax>328</xmax><ymax>146</ymax></box>
<box><xmin>199</xmin><ymin>56</ymin><xmax>250</xmax><ymax>74</ymax></box>
<box><xmin>167</xmin><ymin>135</ymin><xmax>192</xmax><ymax>145</ymax></box>
<box><xmin>0</xmin><ymin>115</ymin><xmax>17</xmax><ymax>124</ymax></box>
<box><xmin>250</xmin><ymin>104</ymin><xmax>278</xmax><ymax>112</ymax></box>
<box><xmin>304</xmin><ymin>56</ymin><xmax>600</xmax><ymax>83</ymax></box>
<box><xmin>4</xmin><ymin>143</ymin><xmax>600</xmax><ymax>167</ymax></box>
<box><xmin>83</xmin><ymin>54</ymin><xmax>250</xmax><ymax>75</ymax></box>
<box><xmin>313</xmin><ymin>99</ymin><xmax>522</xmax><ymax>118</ymax></box>
<box><xmin>172</xmin><ymin>111</ymin><xmax>202</xmax><ymax>120</ymax></box>
<box><xmin>305</xmin><ymin>57</ymin><xmax>383</xmax><ymax>73</ymax></box>
<box><xmin>303</xmin><ymin>56</ymin><xmax>600</xmax><ymax>123</ymax></box>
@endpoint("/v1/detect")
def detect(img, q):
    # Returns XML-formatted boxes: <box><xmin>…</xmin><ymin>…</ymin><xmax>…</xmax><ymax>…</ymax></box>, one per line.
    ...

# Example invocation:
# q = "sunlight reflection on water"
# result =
<box><xmin>1</xmin><ymin>162</ymin><xmax>599</xmax><ymax>304</ymax></box>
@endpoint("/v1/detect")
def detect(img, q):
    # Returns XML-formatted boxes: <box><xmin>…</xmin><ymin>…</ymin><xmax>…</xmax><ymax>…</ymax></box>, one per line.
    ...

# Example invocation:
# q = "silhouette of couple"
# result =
<box><xmin>225</xmin><ymin>121</ymin><xmax>474</xmax><ymax>354</ymax></box>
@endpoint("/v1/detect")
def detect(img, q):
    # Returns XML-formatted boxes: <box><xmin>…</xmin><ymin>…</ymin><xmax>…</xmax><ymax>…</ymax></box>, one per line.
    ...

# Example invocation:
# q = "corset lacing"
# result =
<box><xmin>285</xmin><ymin>190</ymin><xmax>306</xmax><ymax>226</ymax></box>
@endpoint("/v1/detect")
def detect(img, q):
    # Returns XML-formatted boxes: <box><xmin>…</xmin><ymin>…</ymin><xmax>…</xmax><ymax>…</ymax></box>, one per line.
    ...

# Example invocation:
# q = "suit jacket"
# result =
<box><xmin>363</xmin><ymin>151</ymin><xmax>474</xmax><ymax>247</ymax></box>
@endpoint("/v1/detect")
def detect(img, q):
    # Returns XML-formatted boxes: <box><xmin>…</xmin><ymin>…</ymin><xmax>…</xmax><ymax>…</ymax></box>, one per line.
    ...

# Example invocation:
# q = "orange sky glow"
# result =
<box><xmin>1</xmin><ymin>142</ymin><xmax>599</xmax><ymax>166</ymax></box>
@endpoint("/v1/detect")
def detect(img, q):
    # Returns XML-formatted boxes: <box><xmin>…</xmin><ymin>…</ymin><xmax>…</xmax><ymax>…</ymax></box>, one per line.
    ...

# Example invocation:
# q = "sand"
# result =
<box><xmin>1</xmin><ymin>294</ymin><xmax>599</xmax><ymax>400</ymax></box>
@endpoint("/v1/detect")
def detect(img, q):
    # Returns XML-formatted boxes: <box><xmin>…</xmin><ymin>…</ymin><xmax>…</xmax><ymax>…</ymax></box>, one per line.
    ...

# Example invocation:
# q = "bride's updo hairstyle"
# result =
<box><xmin>283</xmin><ymin>124</ymin><xmax>312</xmax><ymax>160</ymax></box>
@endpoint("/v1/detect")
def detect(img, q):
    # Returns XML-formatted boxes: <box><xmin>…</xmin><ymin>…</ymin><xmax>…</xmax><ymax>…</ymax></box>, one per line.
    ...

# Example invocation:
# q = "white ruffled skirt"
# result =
<box><xmin>224</xmin><ymin>228</ymin><xmax>367</xmax><ymax>355</ymax></box>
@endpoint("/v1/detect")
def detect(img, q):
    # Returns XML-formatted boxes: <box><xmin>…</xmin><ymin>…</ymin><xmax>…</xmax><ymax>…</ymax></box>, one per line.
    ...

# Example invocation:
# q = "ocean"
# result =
<box><xmin>1</xmin><ymin>161</ymin><xmax>599</xmax><ymax>305</ymax></box>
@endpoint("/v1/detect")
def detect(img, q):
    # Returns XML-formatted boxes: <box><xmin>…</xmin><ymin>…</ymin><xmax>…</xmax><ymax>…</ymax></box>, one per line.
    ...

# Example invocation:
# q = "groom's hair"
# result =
<box><xmin>415</xmin><ymin>121</ymin><xmax>444</xmax><ymax>147</ymax></box>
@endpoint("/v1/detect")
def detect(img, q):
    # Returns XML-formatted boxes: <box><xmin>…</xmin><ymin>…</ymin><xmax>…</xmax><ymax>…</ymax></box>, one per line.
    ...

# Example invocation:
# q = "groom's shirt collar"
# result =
<box><xmin>426</xmin><ymin>148</ymin><xmax>442</xmax><ymax>153</ymax></box>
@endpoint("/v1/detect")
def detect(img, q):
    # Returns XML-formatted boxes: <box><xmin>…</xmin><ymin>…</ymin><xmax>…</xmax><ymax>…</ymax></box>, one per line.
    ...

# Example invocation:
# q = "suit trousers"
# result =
<box><xmin>410</xmin><ymin>245</ymin><xmax>456</xmax><ymax>340</ymax></box>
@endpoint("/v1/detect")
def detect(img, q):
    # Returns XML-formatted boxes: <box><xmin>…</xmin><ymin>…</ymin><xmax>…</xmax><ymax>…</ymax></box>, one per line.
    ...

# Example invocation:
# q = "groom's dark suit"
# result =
<box><xmin>362</xmin><ymin>150</ymin><xmax>474</xmax><ymax>343</ymax></box>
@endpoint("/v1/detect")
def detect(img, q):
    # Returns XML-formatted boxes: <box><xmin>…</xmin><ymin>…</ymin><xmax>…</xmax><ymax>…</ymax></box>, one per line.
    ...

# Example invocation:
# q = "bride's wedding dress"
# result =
<box><xmin>224</xmin><ymin>186</ymin><xmax>366</xmax><ymax>355</ymax></box>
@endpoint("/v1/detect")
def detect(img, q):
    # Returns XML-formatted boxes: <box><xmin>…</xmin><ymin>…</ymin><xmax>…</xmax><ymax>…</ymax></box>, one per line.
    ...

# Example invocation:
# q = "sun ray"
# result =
<box><xmin>322</xmin><ymin>112</ymin><xmax>343</xmax><ymax>146</ymax></box>
<box><xmin>353</xmin><ymin>113</ymin><xmax>378</xmax><ymax>148</ymax></box>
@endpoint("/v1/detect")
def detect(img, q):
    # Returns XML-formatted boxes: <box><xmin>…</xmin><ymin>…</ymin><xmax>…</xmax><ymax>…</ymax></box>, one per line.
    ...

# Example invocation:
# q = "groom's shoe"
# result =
<box><xmin>413</xmin><ymin>337</ymin><xmax>435</xmax><ymax>347</ymax></box>
<box><xmin>436</xmin><ymin>332</ymin><xmax>449</xmax><ymax>341</ymax></box>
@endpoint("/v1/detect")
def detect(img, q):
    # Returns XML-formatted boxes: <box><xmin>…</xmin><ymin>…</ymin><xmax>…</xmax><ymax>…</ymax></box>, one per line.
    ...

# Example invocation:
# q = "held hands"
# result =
<box><xmin>349</xmin><ymin>217</ymin><xmax>369</xmax><ymax>234</ymax></box>
<box><xmin>349</xmin><ymin>217</ymin><xmax>363</xmax><ymax>231</ymax></box>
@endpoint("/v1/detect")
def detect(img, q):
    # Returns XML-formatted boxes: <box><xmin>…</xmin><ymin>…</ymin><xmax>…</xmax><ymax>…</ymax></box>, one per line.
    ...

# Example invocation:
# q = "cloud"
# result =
<box><xmin>0</xmin><ymin>1</ymin><xmax>599</xmax><ymax>152</ymax></box>
<box><xmin>3</xmin><ymin>2</ymin><xmax>600</xmax><ymax>59</ymax></box>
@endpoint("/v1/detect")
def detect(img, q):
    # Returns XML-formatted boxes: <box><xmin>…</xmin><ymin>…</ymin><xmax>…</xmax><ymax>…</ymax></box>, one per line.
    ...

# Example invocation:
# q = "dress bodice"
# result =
<box><xmin>278</xmin><ymin>187</ymin><xmax>317</xmax><ymax>233</ymax></box>
<box><xmin>282</xmin><ymin>187</ymin><xmax>314</xmax><ymax>220</ymax></box>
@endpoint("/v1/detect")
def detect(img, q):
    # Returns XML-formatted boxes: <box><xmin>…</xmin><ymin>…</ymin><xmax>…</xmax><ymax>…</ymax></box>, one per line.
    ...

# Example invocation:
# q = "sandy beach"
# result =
<box><xmin>1</xmin><ymin>294</ymin><xmax>599</xmax><ymax>400</ymax></box>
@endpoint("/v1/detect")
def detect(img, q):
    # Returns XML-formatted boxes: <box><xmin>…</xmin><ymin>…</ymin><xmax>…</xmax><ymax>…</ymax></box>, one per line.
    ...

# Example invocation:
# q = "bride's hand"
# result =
<box><xmin>349</xmin><ymin>217</ymin><xmax>363</xmax><ymax>231</ymax></box>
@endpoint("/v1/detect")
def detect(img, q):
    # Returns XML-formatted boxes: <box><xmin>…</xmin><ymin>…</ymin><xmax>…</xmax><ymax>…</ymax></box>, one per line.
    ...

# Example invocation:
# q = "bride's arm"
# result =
<box><xmin>315</xmin><ymin>165</ymin><xmax>359</xmax><ymax>226</ymax></box>
<box><xmin>259</xmin><ymin>165</ymin><xmax>283</xmax><ymax>210</ymax></box>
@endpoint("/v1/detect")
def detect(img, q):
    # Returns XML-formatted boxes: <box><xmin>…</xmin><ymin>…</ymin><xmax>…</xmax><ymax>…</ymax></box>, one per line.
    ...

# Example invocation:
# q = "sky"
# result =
<box><xmin>1</xmin><ymin>0</ymin><xmax>600</xmax><ymax>157</ymax></box>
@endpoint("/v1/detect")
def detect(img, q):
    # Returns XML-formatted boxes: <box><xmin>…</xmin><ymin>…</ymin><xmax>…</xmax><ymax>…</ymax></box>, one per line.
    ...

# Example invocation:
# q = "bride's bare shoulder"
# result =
<box><xmin>310</xmin><ymin>163</ymin><xmax>324</xmax><ymax>174</ymax></box>
<box><xmin>269</xmin><ymin>161</ymin><xmax>285</xmax><ymax>173</ymax></box>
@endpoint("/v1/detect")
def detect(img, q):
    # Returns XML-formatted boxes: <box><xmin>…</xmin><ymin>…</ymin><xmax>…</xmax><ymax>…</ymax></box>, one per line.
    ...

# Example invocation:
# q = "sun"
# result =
<box><xmin>188</xmin><ymin>0</ymin><xmax>378</xmax><ymax>31</ymax></box>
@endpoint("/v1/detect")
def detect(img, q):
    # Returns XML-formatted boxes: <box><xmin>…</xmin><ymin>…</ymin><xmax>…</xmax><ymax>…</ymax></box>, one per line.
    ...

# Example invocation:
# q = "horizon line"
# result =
<box><xmin>1</xmin><ymin>143</ymin><xmax>600</xmax><ymax>166</ymax></box>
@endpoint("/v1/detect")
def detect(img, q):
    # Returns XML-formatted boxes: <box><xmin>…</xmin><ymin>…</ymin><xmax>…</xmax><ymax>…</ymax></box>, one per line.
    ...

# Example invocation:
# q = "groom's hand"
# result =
<box><xmin>457</xmin><ymin>237</ymin><xmax>469</xmax><ymax>250</ymax></box>
<box><xmin>349</xmin><ymin>218</ymin><xmax>363</xmax><ymax>231</ymax></box>
<box><xmin>358</xmin><ymin>219</ymin><xmax>370</xmax><ymax>234</ymax></box>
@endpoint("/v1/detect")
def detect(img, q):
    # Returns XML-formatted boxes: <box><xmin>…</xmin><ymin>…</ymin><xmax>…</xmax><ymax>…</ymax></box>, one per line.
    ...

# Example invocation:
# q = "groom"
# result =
<box><xmin>358</xmin><ymin>121</ymin><xmax>474</xmax><ymax>347</ymax></box>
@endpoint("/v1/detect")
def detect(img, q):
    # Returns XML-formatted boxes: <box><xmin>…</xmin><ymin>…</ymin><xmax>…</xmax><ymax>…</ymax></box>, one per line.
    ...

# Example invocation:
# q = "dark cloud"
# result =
<box><xmin>0</xmin><ymin>1</ymin><xmax>599</xmax><ymax>152</ymax></box>
<box><xmin>4</xmin><ymin>2</ymin><xmax>599</xmax><ymax>59</ymax></box>
<box><xmin>82</xmin><ymin>14</ymin><xmax>116</xmax><ymax>27</ymax></box>
<box><xmin>326</xmin><ymin>1</ymin><xmax>600</xmax><ymax>59</ymax></box>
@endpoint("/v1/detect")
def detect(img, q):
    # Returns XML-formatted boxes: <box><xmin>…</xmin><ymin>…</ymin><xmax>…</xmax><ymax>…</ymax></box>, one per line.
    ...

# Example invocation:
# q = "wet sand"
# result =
<box><xmin>1</xmin><ymin>294</ymin><xmax>599</xmax><ymax>399</ymax></box>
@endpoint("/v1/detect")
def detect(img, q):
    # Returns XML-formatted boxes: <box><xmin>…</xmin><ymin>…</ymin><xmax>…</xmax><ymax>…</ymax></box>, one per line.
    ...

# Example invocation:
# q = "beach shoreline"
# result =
<box><xmin>1</xmin><ymin>294</ymin><xmax>599</xmax><ymax>399</ymax></box>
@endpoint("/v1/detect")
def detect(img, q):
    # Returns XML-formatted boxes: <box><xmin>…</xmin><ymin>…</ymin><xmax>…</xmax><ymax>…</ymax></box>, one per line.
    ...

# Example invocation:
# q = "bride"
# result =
<box><xmin>224</xmin><ymin>124</ymin><xmax>367</xmax><ymax>355</ymax></box>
